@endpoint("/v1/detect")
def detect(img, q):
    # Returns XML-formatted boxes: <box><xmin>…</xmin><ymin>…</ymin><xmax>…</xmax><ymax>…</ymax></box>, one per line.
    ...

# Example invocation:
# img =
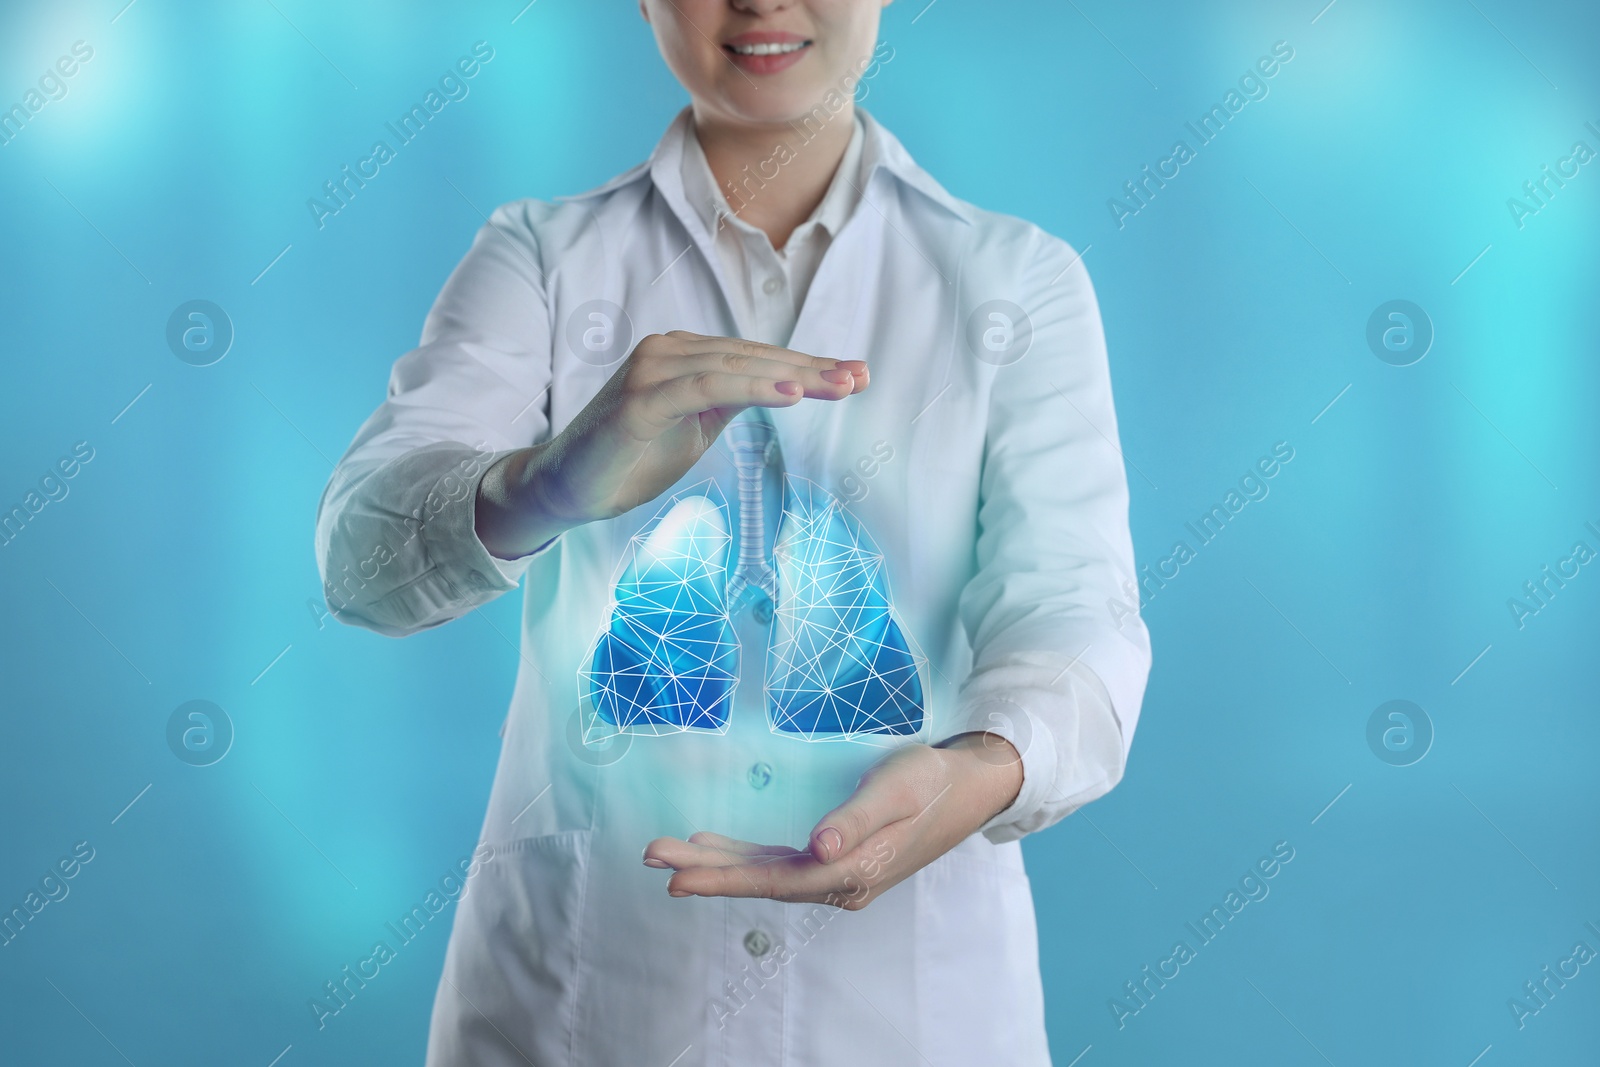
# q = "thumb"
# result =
<box><xmin>808</xmin><ymin>761</ymin><xmax>921</xmax><ymax>864</ymax></box>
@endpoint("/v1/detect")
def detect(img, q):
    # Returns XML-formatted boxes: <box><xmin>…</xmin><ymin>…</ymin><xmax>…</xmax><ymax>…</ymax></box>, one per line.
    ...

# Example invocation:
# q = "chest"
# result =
<box><xmin>542</xmin><ymin>198</ymin><xmax>993</xmax><ymax>544</ymax></box>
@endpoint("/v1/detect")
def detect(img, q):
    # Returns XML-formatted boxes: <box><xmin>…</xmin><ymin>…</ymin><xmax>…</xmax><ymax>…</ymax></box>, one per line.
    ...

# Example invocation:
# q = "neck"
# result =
<box><xmin>692</xmin><ymin>104</ymin><xmax>856</xmax><ymax>250</ymax></box>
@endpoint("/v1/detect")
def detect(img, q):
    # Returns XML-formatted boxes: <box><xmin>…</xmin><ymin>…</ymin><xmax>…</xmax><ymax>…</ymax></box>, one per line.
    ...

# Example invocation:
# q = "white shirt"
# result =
<box><xmin>316</xmin><ymin>105</ymin><xmax>1150</xmax><ymax>1067</ymax></box>
<box><xmin>679</xmin><ymin>112</ymin><xmax>866</xmax><ymax>348</ymax></box>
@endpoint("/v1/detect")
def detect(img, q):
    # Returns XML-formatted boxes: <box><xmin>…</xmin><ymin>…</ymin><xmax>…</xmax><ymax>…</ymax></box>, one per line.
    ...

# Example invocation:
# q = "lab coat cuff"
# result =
<box><xmin>417</xmin><ymin>447</ymin><xmax>552</xmax><ymax>600</ymax></box>
<box><xmin>946</xmin><ymin>697</ymin><xmax>1060</xmax><ymax>845</ymax></box>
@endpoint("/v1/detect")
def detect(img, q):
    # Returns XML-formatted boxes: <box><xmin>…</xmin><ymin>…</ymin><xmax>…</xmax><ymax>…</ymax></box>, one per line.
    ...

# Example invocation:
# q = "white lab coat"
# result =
<box><xmin>315</xmin><ymin>105</ymin><xmax>1151</xmax><ymax>1067</ymax></box>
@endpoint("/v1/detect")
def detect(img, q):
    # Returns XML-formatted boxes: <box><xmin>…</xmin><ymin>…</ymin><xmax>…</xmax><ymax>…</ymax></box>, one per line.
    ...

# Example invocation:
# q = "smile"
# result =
<box><xmin>725</xmin><ymin>41</ymin><xmax>810</xmax><ymax>56</ymax></box>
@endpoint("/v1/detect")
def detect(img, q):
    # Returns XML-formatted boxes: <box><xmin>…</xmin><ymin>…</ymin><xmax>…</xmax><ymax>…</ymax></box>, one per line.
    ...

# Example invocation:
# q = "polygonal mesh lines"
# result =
<box><xmin>579</xmin><ymin>482</ymin><xmax>739</xmax><ymax>741</ymax></box>
<box><xmin>764</xmin><ymin>477</ymin><xmax>927</xmax><ymax>741</ymax></box>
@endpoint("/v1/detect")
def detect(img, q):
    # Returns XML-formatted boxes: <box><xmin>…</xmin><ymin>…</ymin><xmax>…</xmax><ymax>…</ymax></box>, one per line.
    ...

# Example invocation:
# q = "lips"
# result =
<box><xmin>722</xmin><ymin>31</ymin><xmax>812</xmax><ymax>75</ymax></box>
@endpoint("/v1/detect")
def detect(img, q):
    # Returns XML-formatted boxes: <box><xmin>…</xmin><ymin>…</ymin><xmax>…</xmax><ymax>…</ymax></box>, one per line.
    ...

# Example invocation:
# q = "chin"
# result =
<box><xmin>717</xmin><ymin>88</ymin><xmax>841</xmax><ymax>127</ymax></box>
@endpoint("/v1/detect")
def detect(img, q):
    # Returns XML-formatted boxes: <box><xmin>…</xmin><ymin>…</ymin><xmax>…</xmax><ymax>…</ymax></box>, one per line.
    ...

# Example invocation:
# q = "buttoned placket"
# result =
<box><xmin>667</xmin><ymin>112</ymin><xmax>922</xmax><ymax>1064</ymax></box>
<box><xmin>682</xmin><ymin>113</ymin><xmax>865</xmax><ymax>351</ymax></box>
<box><xmin>715</xmin><ymin>409</ymin><xmax>794</xmax><ymax>1066</ymax></box>
<box><xmin>709</xmin><ymin>203</ymin><xmax>813</xmax><ymax>349</ymax></box>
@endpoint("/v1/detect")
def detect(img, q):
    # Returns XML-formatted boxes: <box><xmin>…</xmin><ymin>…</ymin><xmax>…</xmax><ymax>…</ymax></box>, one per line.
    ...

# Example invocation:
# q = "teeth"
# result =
<box><xmin>729</xmin><ymin>41</ymin><xmax>807</xmax><ymax>56</ymax></box>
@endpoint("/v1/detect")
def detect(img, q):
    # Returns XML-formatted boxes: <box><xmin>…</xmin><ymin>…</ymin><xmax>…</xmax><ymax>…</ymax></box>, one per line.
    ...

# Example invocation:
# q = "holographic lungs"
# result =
<box><xmin>765</xmin><ymin>477</ymin><xmax>927</xmax><ymax>740</ymax></box>
<box><xmin>579</xmin><ymin>477</ymin><xmax>927</xmax><ymax>745</ymax></box>
<box><xmin>579</xmin><ymin>482</ymin><xmax>739</xmax><ymax>739</ymax></box>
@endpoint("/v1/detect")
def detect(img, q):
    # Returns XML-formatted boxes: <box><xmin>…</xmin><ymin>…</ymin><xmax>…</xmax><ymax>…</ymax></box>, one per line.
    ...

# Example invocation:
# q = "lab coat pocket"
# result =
<box><xmin>917</xmin><ymin>846</ymin><xmax>1051</xmax><ymax>1066</ymax></box>
<box><xmin>425</xmin><ymin>829</ymin><xmax>593</xmax><ymax>1067</ymax></box>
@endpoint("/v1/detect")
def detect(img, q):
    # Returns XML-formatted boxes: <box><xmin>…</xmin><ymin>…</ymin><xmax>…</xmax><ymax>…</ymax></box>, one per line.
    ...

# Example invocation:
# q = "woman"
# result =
<box><xmin>315</xmin><ymin>0</ymin><xmax>1151</xmax><ymax>1062</ymax></box>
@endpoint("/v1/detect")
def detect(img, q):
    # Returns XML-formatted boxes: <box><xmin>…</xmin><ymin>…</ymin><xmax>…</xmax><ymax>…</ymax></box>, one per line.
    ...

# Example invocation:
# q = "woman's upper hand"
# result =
<box><xmin>640</xmin><ymin>733</ymin><xmax>1024</xmax><ymax>910</ymax></box>
<box><xmin>475</xmin><ymin>331</ymin><xmax>868</xmax><ymax>559</ymax></box>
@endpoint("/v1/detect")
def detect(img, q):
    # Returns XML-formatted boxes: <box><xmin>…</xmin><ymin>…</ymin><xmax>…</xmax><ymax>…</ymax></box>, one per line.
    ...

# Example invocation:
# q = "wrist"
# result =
<box><xmin>475</xmin><ymin>443</ymin><xmax>580</xmax><ymax>559</ymax></box>
<box><xmin>934</xmin><ymin>732</ymin><xmax>1024</xmax><ymax>826</ymax></box>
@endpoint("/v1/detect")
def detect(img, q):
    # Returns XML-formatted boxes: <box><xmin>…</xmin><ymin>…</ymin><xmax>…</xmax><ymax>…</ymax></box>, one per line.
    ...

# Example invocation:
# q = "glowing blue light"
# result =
<box><xmin>765</xmin><ymin>477</ymin><xmax>925</xmax><ymax>739</ymax></box>
<box><xmin>581</xmin><ymin>485</ymin><xmax>739</xmax><ymax>735</ymax></box>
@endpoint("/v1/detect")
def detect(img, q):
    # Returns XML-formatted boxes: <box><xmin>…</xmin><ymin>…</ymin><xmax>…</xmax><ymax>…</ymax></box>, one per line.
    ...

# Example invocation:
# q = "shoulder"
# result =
<box><xmin>479</xmin><ymin>157</ymin><xmax>656</xmax><ymax>252</ymax></box>
<box><xmin>925</xmin><ymin>189</ymin><xmax>1097</xmax><ymax>308</ymax></box>
<box><xmin>866</xmin><ymin>115</ymin><xmax>1091</xmax><ymax>295</ymax></box>
<box><xmin>965</xmin><ymin>200</ymin><xmax>1086</xmax><ymax>280</ymax></box>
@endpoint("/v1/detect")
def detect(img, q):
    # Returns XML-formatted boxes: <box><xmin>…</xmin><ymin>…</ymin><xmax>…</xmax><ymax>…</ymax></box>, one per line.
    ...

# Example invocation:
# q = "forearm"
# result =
<box><xmin>472</xmin><ymin>442</ymin><xmax>582</xmax><ymax>561</ymax></box>
<box><xmin>931</xmin><ymin>732</ymin><xmax>1024</xmax><ymax>827</ymax></box>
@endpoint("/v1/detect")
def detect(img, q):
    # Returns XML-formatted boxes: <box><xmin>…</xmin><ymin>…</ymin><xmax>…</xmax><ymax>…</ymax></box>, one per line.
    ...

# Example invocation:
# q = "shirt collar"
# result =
<box><xmin>559</xmin><ymin>105</ymin><xmax>973</xmax><ymax>233</ymax></box>
<box><xmin>679</xmin><ymin>111</ymin><xmax>867</xmax><ymax>248</ymax></box>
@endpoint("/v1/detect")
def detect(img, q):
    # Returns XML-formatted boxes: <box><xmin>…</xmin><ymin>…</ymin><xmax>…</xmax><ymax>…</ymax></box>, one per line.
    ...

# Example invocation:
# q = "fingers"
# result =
<box><xmin>671</xmin><ymin>334</ymin><xmax>853</xmax><ymax>375</ymax></box>
<box><xmin>664</xmin><ymin>851</ymin><xmax>828</xmax><ymax>901</ymax></box>
<box><xmin>642</xmin><ymin>833</ymin><xmax>802</xmax><ymax>871</ymax></box>
<box><xmin>688</xmin><ymin>830</ymin><xmax>804</xmax><ymax>857</ymax></box>
<box><xmin>808</xmin><ymin>747</ymin><xmax>939</xmax><ymax>863</ymax></box>
<box><xmin>643</xmin><ymin>335</ymin><xmax>872</xmax><ymax>403</ymax></box>
<box><xmin>639</xmin><ymin>370</ymin><xmax>824</xmax><ymax>426</ymax></box>
<box><xmin>836</xmin><ymin>360</ymin><xmax>869</xmax><ymax>393</ymax></box>
<box><xmin>661</xmin><ymin>828</ymin><xmax>904</xmax><ymax>909</ymax></box>
<box><xmin>668</xmin><ymin>351</ymin><xmax>859</xmax><ymax>394</ymax></box>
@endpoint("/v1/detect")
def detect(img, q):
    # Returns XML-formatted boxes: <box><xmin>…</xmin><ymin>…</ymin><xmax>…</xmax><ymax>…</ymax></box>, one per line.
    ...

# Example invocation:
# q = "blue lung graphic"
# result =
<box><xmin>579</xmin><ymin>482</ymin><xmax>739</xmax><ymax>737</ymax></box>
<box><xmin>764</xmin><ymin>477</ymin><xmax>926</xmax><ymax>739</ymax></box>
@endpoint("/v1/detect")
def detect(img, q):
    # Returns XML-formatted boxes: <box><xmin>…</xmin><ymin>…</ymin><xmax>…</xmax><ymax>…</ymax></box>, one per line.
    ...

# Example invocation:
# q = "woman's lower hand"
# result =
<box><xmin>475</xmin><ymin>331</ymin><xmax>868</xmax><ymax>559</ymax></box>
<box><xmin>641</xmin><ymin>733</ymin><xmax>1024</xmax><ymax>910</ymax></box>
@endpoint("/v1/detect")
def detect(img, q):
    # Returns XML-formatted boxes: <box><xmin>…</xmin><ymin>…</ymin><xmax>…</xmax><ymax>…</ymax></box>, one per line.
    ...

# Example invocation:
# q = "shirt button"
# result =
<box><xmin>747</xmin><ymin>761</ymin><xmax>773</xmax><ymax>790</ymax></box>
<box><xmin>762</xmin><ymin>276</ymin><xmax>783</xmax><ymax>295</ymax></box>
<box><xmin>743</xmin><ymin>928</ymin><xmax>775</xmax><ymax>958</ymax></box>
<box><xmin>752</xmin><ymin>598</ymin><xmax>773</xmax><ymax>625</ymax></box>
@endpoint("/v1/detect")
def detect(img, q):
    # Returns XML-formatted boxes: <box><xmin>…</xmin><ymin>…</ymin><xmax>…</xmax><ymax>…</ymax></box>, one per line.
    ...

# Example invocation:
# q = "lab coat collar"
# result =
<box><xmin>557</xmin><ymin>105</ymin><xmax>974</xmax><ymax>233</ymax></box>
<box><xmin>853</xmin><ymin>107</ymin><xmax>974</xmax><ymax>227</ymax></box>
<box><xmin>554</xmin><ymin>106</ymin><xmax>970</xmax><ymax>474</ymax></box>
<box><xmin>678</xmin><ymin>111</ymin><xmax>868</xmax><ymax>249</ymax></box>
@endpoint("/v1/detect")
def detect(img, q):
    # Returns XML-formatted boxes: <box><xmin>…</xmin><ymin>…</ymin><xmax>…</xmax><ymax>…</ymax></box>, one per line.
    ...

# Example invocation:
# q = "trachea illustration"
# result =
<box><xmin>722</xmin><ymin>415</ymin><xmax>778</xmax><ymax>610</ymax></box>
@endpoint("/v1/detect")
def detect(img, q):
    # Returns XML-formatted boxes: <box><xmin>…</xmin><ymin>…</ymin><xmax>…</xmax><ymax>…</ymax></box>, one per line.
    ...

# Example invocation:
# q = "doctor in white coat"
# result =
<box><xmin>315</xmin><ymin>0</ymin><xmax>1151</xmax><ymax>1063</ymax></box>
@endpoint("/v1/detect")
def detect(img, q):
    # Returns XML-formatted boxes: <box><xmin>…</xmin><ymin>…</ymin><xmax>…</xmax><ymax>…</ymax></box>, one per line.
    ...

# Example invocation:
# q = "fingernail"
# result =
<box><xmin>668</xmin><ymin>889</ymin><xmax>691</xmax><ymax>897</ymax></box>
<box><xmin>817</xmin><ymin>826</ymin><xmax>843</xmax><ymax>861</ymax></box>
<box><xmin>643</xmin><ymin>857</ymin><xmax>669</xmax><ymax>869</ymax></box>
<box><xmin>820</xmin><ymin>368</ymin><xmax>852</xmax><ymax>384</ymax></box>
<box><xmin>775</xmin><ymin>380</ymin><xmax>801</xmax><ymax>395</ymax></box>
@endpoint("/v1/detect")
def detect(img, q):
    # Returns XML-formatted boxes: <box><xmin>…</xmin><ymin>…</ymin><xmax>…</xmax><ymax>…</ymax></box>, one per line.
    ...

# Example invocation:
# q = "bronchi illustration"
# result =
<box><xmin>579</xmin><ymin>413</ymin><xmax>926</xmax><ymax>743</ymax></box>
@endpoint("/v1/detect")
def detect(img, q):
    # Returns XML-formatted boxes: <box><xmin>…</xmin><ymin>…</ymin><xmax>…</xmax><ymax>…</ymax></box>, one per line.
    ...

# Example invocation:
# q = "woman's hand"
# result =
<box><xmin>476</xmin><ymin>331</ymin><xmax>869</xmax><ymax>559</ymax></box>
<box><xmin>641</xmin><ymin>733</ymin><xmax>1024</xmax><ymax>910</ymax></box>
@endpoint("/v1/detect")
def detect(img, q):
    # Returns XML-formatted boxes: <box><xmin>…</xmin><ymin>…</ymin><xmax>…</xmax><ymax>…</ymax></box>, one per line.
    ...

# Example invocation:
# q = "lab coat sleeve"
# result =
<box><xmin>314</xmin><ymin>201</ymin><xmax>557</xmax><ymax>638</ymax></box>
<box><xmin>947</xmin><ymin>232</ymin><xmax>1152</xmax><ymax>844</ymax></box>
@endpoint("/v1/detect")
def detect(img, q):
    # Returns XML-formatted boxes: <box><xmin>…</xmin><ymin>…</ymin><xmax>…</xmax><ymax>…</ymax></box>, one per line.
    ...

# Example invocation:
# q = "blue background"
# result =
<box><xmin>2</xmin><ymin>0</ymin><xmax>1596</xmax><ymax>1064</ymax></box>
